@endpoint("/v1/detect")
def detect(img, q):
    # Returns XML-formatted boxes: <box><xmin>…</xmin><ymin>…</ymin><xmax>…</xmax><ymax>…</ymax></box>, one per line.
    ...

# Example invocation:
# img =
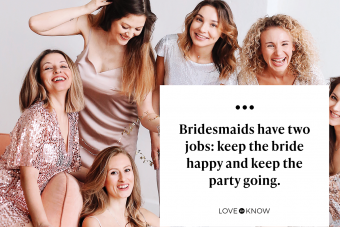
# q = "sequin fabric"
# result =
<box><xmin>237</xmin><ymin>66</ymin><xmax>325</xmax><ymax>85</ymax></box>
<box><xmin>155</xmin><ymin>34</ymin><xmax>238</xmax><ymax>85</ymax></box>
<box><xmin>330</xmin><ymin>173</ymin><xmax>340</xmax><ymax>226</ymax></box>
<box><xmin>0</xmin><ymin>101</ymin><xmax>81</xmax><ymax>226</ymax></box>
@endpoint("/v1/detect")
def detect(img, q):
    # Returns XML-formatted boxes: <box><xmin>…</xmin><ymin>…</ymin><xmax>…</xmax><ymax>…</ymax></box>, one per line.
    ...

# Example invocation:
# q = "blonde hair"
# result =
<box><xmin>178</xmin><ymin>0</ymin><xmax>239</xmax><ymax>79</ymax></box>
<box><xmin>90</xmin><ymin>0</ymin><xmax>156</xmax><ymax>104</ymax></box>
<box><xmin>239</xmin><ymin>14</ymin><xmax>319</xmax><ymax>80</ymax></box>
<box><xmin>80</xmin><ymin>146</ymin><xmax>144</xmax><ymax>227</ymax></box>
<box><xmin>19</xmin><ymin>49</ymin><xmax>84</xmax><ymax>113</ymax></box>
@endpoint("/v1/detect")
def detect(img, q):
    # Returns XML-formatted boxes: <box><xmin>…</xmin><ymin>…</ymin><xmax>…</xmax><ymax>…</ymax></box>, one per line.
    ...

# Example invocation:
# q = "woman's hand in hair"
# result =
<box><xmin>85</xmin><ymin>0</ymin><xmax>112</xmax><ymax>12</ymax></box>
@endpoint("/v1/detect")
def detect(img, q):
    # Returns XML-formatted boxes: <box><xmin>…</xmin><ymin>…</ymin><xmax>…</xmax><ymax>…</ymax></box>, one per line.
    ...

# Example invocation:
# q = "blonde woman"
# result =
<box><xmin>80</xmin><ymin>146</ymin><xmax>159</xmax><ymax>227</ymax></box>
<box><xmin>238</xmin><ymin>14</ymin><xmax>325</xmax><ymax>85</ymax></box>
<box><xmin>29</xmin><ymin>0</ymin><xmax>160</xmax><ymax>176</ymax></box>
<box><xmin>0</xmin><ymin>49</ymin><xmax>84</xmax><ymax>227</ymax></box>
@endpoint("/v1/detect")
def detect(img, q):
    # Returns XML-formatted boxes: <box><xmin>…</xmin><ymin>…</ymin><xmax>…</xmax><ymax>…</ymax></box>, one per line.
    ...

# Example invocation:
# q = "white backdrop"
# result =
<box><xmin>0</xmin><ymin>0</ymin><xmax>339</xmax><ymax>217</ymax></box>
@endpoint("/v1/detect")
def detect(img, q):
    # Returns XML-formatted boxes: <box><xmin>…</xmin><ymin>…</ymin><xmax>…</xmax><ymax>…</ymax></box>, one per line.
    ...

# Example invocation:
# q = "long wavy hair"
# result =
<box><xmin>91</xmin><ymin>0</ymin><xmax>156</xmax><ymax>104</ymax></box>
<box><xmin>19</xmin><ymin>49</ymin><xmax>84</xmax><ymax>113</ymax></box>
<box><xmin>79</xmin><ymin>146</ymin><xmax>143</xmax><ymax>226</ymax></box>
<box><xmin>239</xmin><ymin>14</ymin><xmax>319</xmax><ymax>81</ymax></box>
<box><xmin>330</xmin><ymin>77</ymin><xmax>340</xmax><ymax>175</ymax></box>
<box><xmin>178</xmin><ymin>0</ymin><xmax>239</xmax><ymax>80</ymax></box>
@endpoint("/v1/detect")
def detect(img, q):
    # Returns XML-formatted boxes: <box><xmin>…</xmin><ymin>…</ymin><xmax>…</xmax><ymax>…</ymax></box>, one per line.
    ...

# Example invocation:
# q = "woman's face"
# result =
<box><xmin>330</xmin><ymin>84</ymin><xmax>340</xmax><ymax>126</ymax></box>
<box><xmin>110</xmin><ymin>14</ymin><xmax>146</xmax><ymax>45</ymax></box>
<box><xmin>260</xmin><ymin>27</ymin><xmax>295</xmax><ymax>75</ymax></box>
<box><xmin>104</xmin><ymin>153</ymin><xmax>134</xmax><ymax>199</ymax></box>
<box><xmin>40</xmin><ymin>53</ymin><xmax>72</xmax><ymax>95</ymax></box>
<box><xmin>189</xmin><ymin>5</ymin><xmax>222</xmax><ymax>48</ymax></box>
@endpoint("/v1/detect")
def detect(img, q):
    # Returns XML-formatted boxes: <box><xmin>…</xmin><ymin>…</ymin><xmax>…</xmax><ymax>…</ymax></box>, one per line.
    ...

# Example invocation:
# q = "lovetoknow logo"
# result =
<box><xmin>219</xmin><ymin>207</ymin><xmax>270</xmax><ymax>214</ymax></box>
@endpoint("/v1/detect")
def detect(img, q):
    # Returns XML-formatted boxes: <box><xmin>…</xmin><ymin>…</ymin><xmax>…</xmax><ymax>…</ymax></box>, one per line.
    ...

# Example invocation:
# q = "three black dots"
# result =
<box><xmin>236</xmin><ymin>105</ymin><xmax>254</xmax><ymax>110</ymax></box>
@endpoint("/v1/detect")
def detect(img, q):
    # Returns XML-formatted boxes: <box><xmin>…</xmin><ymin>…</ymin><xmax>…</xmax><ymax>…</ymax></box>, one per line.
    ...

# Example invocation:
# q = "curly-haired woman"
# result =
<box><xmin>238</xmin><ymin>14</ymin><xmax>325</xmax><ymax>85</ymax></box>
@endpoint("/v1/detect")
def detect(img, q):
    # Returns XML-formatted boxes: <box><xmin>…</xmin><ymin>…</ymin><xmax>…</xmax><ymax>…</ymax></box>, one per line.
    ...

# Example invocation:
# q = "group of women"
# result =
<box><xmin>0</xmin><ymin>0</ymin><xmax>328</xmax><ymax>226</ymax></box>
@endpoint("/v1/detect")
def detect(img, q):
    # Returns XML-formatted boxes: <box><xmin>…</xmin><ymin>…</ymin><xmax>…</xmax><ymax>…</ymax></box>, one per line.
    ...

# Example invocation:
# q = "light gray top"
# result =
<box><xmin>155</xmin><ymin>34</ymin><xmax>237</xmax><ymax>85</ymax></box>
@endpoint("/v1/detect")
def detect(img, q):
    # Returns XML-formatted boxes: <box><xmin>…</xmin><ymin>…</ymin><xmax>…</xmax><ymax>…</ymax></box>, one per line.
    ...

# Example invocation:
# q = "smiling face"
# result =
<box><xmin>104</xmin><ymin>153</ymin><xmax>134</xmax><ymax>199</ymax></box>
<box><xmin>40</xmin><ymin>53</ymin><xmax>72</xmax><ymax>95</ymax></box>
<box><xmin>110</xmin><ymin>14</ymin><xmax>146</xmax><ymax>45</ymax></box>
<box><xmin>260</xmin><ymin>26</ymin><xmax>295</xmax><ymax>75</ymax></box>
<box><xmin>189</xmin><ymin>5</ymin><xmax>222</xmax><ymax>48</ymax></box>
<box><xmin>330</xmin><ymin>85</ymin><xmax>340</xmax><ymax>126</ymax></box>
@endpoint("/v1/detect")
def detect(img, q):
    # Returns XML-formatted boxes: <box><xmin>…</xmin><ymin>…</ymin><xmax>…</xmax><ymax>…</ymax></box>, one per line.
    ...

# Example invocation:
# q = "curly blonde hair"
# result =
<box><xmin>239</xmin><ymin>14</ymin><xmax>319</xmax><ymax>81</ymax></box>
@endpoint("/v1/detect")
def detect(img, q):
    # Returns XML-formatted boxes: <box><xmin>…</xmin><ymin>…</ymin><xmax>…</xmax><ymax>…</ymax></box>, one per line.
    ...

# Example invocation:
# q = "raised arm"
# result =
<box><xmin>28</xmin><ymin>0</ymin><xmax>111</xmax><ymax>36</ymax></box>
<box><xmin>20</xmin><ymin>166</ymin><xmax>53</xmax><ymax>227</ymax></box>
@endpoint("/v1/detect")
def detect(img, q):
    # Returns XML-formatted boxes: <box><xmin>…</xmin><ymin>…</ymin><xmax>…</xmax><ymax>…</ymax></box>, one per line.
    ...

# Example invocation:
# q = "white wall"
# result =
<box><xmin>0</xmin><ymin>0</ymin><xmax>339</xmax><ymax>217</ymax></box>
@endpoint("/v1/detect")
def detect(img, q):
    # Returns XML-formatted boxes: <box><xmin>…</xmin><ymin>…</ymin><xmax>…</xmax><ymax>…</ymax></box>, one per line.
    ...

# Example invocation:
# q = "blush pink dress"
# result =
<box><xmin>0</xmin><ymin>101</ymin><xmax>81</xmax><ymax>227</ymax></box>
<box><xmin>76</xmin><ymin>30</ymin><xmax>139</xmax><ymax>168</ymax></box>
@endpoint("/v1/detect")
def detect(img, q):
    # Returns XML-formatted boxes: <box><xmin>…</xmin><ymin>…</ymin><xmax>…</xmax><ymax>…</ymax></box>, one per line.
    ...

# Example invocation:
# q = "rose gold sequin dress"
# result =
<box><xmin>0</xmin><ymin>101</ymin><xmax>81</xmax><ymax>227</ymax></box>
<box><xmin>330</xmin><ymin>173</ymin><xmax>340</xmax><ymax>226</ymax></box>
<box><xmin>76</xmin><ymin>30</ymin><xmax>139</xmax><ymax>168</ymax></box>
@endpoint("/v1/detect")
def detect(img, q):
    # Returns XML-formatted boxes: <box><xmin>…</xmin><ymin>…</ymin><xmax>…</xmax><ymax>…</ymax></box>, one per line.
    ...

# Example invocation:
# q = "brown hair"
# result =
<box><xmin>330</xmin><ymin>77</ymin><xmax>340</xmax><ymax>175</ymax></box>
<box><xmin>19</xmin><ymin>49</ymin><xmax>84</xmax><ymax>113</ymax></box>
<box><xmin>79</xmin><ymin>146</ymin><xmax>143</xmax><ymax>227</ymax></box>
<box><xmin>239</xmin><ymin>14</ymin><xmax>319</xmax><ymax>80</ymax></box>
<box><xmin>178</xmin><ymin>0</ymin><xmax>239</xmax><ymax>79</ymax></box>
<box><xmin>91</xmin><ymin>0</ymin><xmax>156</xmax><ymax>104</ymax></box>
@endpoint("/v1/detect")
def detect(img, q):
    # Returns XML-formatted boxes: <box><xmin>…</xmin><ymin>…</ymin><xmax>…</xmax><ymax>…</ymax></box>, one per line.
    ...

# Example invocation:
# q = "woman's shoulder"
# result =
<box><xmin>82</xmin><ymin>216</ymin><xmax>102</xmax><ymax>227</ymax></box>
<box><xmin>139</xmin><ymin>208</ymin><xmax>160</xmax><ymax>227</ymax></box>
<box><xmin>20</xmin><ymin>101</ymin><xmax>50</xmax><ymax>124</ymax></box>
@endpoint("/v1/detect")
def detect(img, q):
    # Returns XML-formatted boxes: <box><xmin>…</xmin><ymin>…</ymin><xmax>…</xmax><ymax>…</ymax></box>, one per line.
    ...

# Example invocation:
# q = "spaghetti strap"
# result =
<box><xmin>88</xmin><ymin>216</ymin><xmax>103</xmax><ymax>227</ymax></box>
<box><xmin>138</xmin><ymin>210</ymin><xmax>151</xmax><ymax>227</ymax></box>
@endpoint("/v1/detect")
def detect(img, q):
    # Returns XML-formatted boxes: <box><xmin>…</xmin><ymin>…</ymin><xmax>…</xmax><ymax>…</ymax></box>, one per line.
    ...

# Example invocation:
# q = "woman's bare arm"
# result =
<box><xmin>20</xmin><ymin>166</ymin><xmax>54</xmax><ymax>227</ymax></box>
<box><xmin>28</xmin><ymin>0</ymin><xmax>111</xmax><ymax>36</ymax></box>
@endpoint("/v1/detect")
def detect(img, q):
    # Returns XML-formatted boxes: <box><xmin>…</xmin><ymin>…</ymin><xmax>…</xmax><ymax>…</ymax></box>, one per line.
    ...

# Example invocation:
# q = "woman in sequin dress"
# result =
<box><xmin>79</xmin><ymin>146</ymin><xmax>159</xmax><ymax>227</ymax></box>
<box><xmin>29</xmin><ymin>0</ymin><xmax>160</xmax><ymax>178</ymax></box>
<box><xmin>0</xmin><ymin>50</ymin><xmax>84</xmax><ymax>227</ymax></box>
<box><xmin>329</xmin><ymin>77</ymin><xmax>340</xmax><ymax>226</ymax></box>
<box><xmin>238</xmin><ymin>14</ymin><xmax>325</xmax><ymax>85</ymax></box>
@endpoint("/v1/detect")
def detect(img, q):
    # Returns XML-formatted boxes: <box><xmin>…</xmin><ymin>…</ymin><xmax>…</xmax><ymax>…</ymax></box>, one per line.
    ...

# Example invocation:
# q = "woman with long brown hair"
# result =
<box><xmin>150</xmin><ymin>0</ymin><xmax>239</xmax><ymax>176</ymax></box>
<box><xmin>329</xmin><ymin>77</ymin><xmax>340</xmax><ymax>225</ymax></box>
<box><xmin>0</xmin><ymin>49</ymin><xmax>84</xmax><ymax>226</ymax></box>
<box><xmin>80</xmin><ymin>146</ymin><xmax>159</xmax><ymax>227</ymax></box>
<box><xmin>29</xmin><ymin>0</ymin><xmax>160</xmax><ymax>179</ymax></box>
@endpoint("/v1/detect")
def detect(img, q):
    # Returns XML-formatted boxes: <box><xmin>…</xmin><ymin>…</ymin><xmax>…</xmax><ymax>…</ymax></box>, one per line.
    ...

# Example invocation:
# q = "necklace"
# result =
<box><xmin>107</xmin><ymin>207</ymin><xmax>129</xmax><ymax>227</ymax></box>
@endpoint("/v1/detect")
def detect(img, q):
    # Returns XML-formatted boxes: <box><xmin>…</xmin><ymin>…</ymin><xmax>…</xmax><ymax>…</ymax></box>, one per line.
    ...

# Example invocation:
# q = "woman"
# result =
<box><xmin>80</xmin><ymin>146</ymin><xmax>159</xmax><ymax>227</ymax></box>
<box><xmin>329</xmin><ymin>77</ymin><xmax>340</xmax><ymax>226</ymax></box>
<box><xmin>0</xmin><ymin>49</ymin><xmax>84</xmax><ymax>227</ymax></box>
<box><xmin>238</xmin><ymin>14</ymin><xmax>325</xmax><ymax>85</ymax></box>
<box><xmin>29</xmin><ymin>0</ymin><xmax>160</xmax><ymax>175</ymax></box>
<box><xmin>150</xmin><ymin>0</ymin><xmax>240</xmax><ymax>171</ymax></box>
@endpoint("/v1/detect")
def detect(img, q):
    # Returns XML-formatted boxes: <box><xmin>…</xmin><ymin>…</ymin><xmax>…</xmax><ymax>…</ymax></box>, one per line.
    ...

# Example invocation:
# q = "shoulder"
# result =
<box><xmin>19</xmin><ymin>102</ymin><xmax>50</xmax><ymax>126</ymax></box>
<box><xmin>156</xmin><ymin>34</ymin><xmax>179</xmax><ymax>48</ymax></box>
<box><xmin>82</xmin><ymin>216</ymin><xmax>101</xmax><ymax>227</ymax></box>
<box><xmin>298</xmin><ymin>65</ymin><xmax>325</xmax><ymax>85</ymax></box>
<box><xmin>139</xmin><ymin>208</ymin><xmax>160</xmax><ymax>227</ymax></box>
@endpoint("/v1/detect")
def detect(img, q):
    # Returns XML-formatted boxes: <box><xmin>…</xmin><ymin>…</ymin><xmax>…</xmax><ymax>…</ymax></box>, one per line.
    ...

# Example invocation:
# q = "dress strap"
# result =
<box><xmin>88</xmin><ymin>216</ymin><xmax>103</xmax><ymax>227</ymax></box>
<box><xmin>138</xmin><ymin>210</ymin><xmax>151</xmax><ymax>227</ymax></box>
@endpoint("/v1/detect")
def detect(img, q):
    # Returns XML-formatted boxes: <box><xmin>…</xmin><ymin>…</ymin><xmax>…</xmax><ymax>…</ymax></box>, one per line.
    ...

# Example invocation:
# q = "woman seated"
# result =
<box><xmin>238</xmin><ymin>14</ymin><xmax>325</xmax><ymax>85</ymax></box>
<box><xmin>80</xmin><ymin>146</ymin><xmax>159</xmax><ymax>227</ymax></box>
<box><xmin>0</xmin><ymin>49</ymin><xmax>84</xmax><ymax>227</ymax></box>
<box><xmin>329</xmin><ymin>77</ymin><xmax>340</xmax><ymax>226</ymax></box>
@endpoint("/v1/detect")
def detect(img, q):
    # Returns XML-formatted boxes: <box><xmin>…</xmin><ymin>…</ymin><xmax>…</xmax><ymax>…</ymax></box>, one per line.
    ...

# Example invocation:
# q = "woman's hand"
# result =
<box><xmin>38</xmin><ymin>223</ymin><xmax>55</xmax><ymax>227</ymax></box>
<box><xmin>150</xmin><ymin>132</ymin><xmax>160</xmax><ymax>170</ymax></box>
<box><xmin>85</xmin><ymin>0</ymin><xmax>112</xmax><ymax>13</ymax></box>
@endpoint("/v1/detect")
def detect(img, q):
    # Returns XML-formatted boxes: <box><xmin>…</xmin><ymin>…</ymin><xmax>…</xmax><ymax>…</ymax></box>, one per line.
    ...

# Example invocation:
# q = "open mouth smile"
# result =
<box><xmin>195</xmin><ymin>33</ymin><xmax>209</xmax><ymax>41</ymax></box>
<box><xmin>330</xmin><ymin>110</ymin><xmax>340</xmax><ymax>118</ymax></box>
<box><xmin>120</xmin><ymin>34</ymin><xmax>130</xmax><ymax>41</ymax></box>
<box><xmin>52</xmin><ymin>76</ymin><xmax>66</xmax><ymax>82</ymax></box>
<box><xmin>271</xmin><ymin>57</ymin><xmax>286</xmax><ymax>66</ymax></box>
